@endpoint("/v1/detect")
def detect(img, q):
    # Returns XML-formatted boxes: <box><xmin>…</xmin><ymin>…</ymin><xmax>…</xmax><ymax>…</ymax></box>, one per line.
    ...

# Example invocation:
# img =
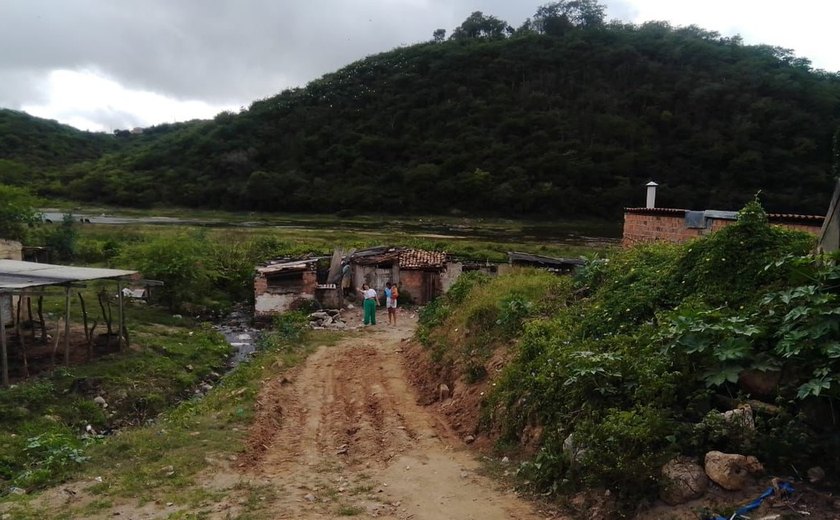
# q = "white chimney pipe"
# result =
<box><xmin>645</xmin><ymin>181</ymin><xmax>658</xmax><ymax>209</ymax></box>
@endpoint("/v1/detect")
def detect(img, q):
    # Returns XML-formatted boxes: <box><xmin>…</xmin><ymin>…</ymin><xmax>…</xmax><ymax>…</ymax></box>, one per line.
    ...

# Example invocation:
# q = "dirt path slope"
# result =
<box><xmin>243</xmin><ymin>310</ymin><xmax>548</xmax><ymax>519</ymax></box>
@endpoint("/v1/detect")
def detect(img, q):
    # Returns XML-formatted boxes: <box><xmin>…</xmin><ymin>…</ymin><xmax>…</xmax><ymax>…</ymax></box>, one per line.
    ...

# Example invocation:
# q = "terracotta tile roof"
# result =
<box><xmin>399</xmin><ymin>249</ymin><xmax>448</xmax><ymax>269</ymax></box>
<box><xmin>624</xmin><ymin>207</ymin><xmax>689</xmax><ymax>216</ymax></box>
<box><xmin>767</xmin><ymin>213</ymin><xmax>825</xmax><ymax>224</ymax></box>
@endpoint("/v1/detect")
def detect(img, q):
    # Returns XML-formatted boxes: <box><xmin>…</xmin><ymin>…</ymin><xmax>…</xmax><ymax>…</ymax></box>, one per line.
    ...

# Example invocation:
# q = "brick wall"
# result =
<box><xmin>254</xmin><ymin>274</ymin><xmax>268</xmax><ymax>297</ymax></box>
<box><xmin>253</xmin><ymin>269</ymin><xmax>318</xmax><ymax>318</ymax></box>
<box><xmin>302</xmin><ymin>271</ymin><xmax>317</xmax><ymax>294</ymax></box>
<box><xmin>621</xmin><ymin>213</ymin><xmax>707</xmax><ymax>247</ymax></box>
<box><xmin>622</xmin><ymin>212</ymin><xmax>822</xmax><ymax>247</ymax></box>
<box><xmin>399</xmin><ymin>270</ymin><xmax>425</xmax><ymax>304</ymax></box>
<box><xmin>0</xmin><ymin>239</ymin><xmax>22</xmax><ymax>260</ymax></box>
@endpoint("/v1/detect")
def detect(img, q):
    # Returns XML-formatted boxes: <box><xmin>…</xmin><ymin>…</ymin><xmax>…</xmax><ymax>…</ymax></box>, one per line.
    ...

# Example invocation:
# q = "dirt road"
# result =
<box><xmin>244</xmin><ymin>311</ymin><xmax>546</xmax><ymax>519</ymax></box>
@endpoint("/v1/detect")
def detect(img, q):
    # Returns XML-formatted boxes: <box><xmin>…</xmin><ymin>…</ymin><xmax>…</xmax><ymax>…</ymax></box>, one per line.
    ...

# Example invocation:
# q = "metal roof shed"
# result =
<box><xmin>0</xmin><ymin>260</ymin><xmax>137</xmax><ymax>386</ymax></box>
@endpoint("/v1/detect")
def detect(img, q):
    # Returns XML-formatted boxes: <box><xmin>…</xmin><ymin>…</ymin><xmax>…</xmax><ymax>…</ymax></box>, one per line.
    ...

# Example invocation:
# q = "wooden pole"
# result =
<box><xmin>63</xmin><ymin>285</ymin><xmax>71</xmax><ymax>366</ymax></box>
<box><xmin>1</xmin><ymin>293</ymin><xmax>8</xmax><ymax>387</ymax></box>
<box><xmin>37</xmin><ymin>295</ymin><xmax>46</xmax><ymax>342</ymax></box>
<box><xmin>27</xmin><ymin>296</ymin><xmax>35</xmax><ymax>341</ymax></box>
<box><xmin>117</xmin><ymin>281</ymin><xmax>126</xmax><ymax>350</ymax></box>
<box><xmin>16</xmin><ymin>294</ymin><xmax>28</xmax><ymax>378</ymax></box>
<box><xmin>79</xmin><ymin>292</ymin><xmax>92</xmax><ymax>360</ymax></box>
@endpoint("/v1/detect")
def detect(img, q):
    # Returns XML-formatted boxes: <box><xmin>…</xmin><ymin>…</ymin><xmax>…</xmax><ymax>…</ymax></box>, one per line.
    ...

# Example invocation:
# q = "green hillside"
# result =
<box><xmin>4</xmin><ymin>8</ymin><xmax>840</xmax><ymax>218</ymax></box>
<box><xmin>0</xmin><ymin>109</ymin><xmax>116</xmax><ymax>185</ymax></box>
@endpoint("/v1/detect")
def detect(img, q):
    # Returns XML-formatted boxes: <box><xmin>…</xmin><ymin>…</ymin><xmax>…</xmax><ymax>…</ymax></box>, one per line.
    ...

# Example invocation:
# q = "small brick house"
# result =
<box><xmin>254</xmin><ymin>258</ymin><xmax>319</xmax><ymax>319</ymax></box>
<box><xmin>622</xmin><ymin>208</ymin><xmax>825</xmax><ymax>247</ymax></box>
<box><xmin>348</xmin><ymin>247</ymin><xmax>461</xmax><ymax>304</ymax></box>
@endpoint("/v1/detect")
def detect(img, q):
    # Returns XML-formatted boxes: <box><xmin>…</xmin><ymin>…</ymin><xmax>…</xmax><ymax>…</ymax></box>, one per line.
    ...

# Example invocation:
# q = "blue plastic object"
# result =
<box><xmin>706</xmin><ymin>481</ymin><xmax>794</xmax><ymax>520</ymax></box>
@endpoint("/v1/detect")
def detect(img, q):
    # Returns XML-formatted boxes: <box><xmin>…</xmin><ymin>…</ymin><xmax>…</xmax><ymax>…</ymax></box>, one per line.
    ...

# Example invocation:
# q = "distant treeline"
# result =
<box><xmin>2</xmin><ymin>1</ymin><xmax>840</xmax><ymax>218</ymax></box>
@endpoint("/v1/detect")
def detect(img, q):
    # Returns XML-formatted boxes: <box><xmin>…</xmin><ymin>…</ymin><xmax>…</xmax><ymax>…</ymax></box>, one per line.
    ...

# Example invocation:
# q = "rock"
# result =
<box><xmin>346</xmin><ymin>303</ymin><xmax>355</xmax><ymax>309</ymax></box>
<box><xmin>185</xmin><ymin>364</ymin><xmax>193</xmax><ymax>372</ymax></box>
<box><xmin>309</xmin><ymin>311</ymin><xmax>329</xmax><ymax>320</ymax></box>
<box><xmin>43</xmin><ymin>414</ymin><xmax>61</xmax><ymax>422</ymax></box>
<box><xmin>93</xmin><ymin>396</ymin><xmax>108</xmax><ymax>408</ymax></box>
<box><xmin>722</xmin><ymin>404</ymin><xmax>755</xmax><ymax>430</ymax></box>
<box><xmin>327</xmin><ymin>309</ymin><xmax>340</xmax><ymax>316</ymax></box>
<box><xmin>807</xmin><ymin>466</ymin><xmax>825</xmax><ymax>483</ymax></box>
<box><xmin>563</xmin><ymin>433</ymin><xmax>587</xmax><ymax>463</ymax></box>
<box><xmin>464</xmin><ymin>435</ymin><xmax>475</xmax><ymax>444</ymax></box>
<box><xmin>326</xmin><ymin>321</ymin><xmax>346</xmax><ymax>330</ymax></box>
<box><xmin>659</xmin><ymin>457</ymin><xmax>709</xmax><ymax>505</ymax></box>
<box><xmin>501</xmin><ymin>456</ymin><xmax>510</xmax><ymax>465</ymax></box>
<box><xmin>303</xmin><ymin>493</ymin><xmax>316</xmax><ymax>502</ymax></box>
<box><xmin>200</xmin><ymin>383</ymin><xmax>213</xmax><ymax>393</ymax></box>
<box><xmin>437</xmin><ymin>383</ymin><xmax>450</xmax><ymax>401</ymax></box>
<box><xmin>9</xmin><ymin>486</ymin><xmax>26</xmax><ymax>495</ymax></box>
<box><xmin>704</xmin><ymin>451</ymin><xmax>764</xmax><ymax>490</ymax></box>
<box><xmin>172</xmin><ymin>314</ymin><xmax>183</xmax><ymax>319</ymax></box>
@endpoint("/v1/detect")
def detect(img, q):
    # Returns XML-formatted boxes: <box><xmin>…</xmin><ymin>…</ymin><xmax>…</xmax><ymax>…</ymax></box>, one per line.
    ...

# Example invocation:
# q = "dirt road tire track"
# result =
<box><xmin>242</xmin><ymin>312</ymin><xmax>549</xmax><ymax>519</ymax></box>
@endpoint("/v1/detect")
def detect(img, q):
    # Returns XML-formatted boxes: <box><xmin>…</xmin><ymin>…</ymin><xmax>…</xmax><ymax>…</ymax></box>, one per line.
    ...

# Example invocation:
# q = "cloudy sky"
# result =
<box><xmin>1</xmin><ymin>0</ymin><xmax>838</xmax><ymax>132</ymax></box>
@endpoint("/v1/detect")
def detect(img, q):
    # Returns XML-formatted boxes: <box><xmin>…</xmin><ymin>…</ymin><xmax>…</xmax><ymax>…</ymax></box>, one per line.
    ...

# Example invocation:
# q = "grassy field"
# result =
<box><xmin>42</xmin><ymin>204</ymin><xmax>621</xmax><ymax>262</ymax></box>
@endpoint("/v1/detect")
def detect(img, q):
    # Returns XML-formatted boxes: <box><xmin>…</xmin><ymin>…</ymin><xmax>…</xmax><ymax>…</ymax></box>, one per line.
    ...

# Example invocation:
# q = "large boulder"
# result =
<box><xmin>704</xmin><ymin>451</ymin><xmax>764</xmax><ymax>491</ymax></box>
<box><xmin>659</xmin><ymin>457</ymin><xmax>709</xmax><ymax>505</ymax></box>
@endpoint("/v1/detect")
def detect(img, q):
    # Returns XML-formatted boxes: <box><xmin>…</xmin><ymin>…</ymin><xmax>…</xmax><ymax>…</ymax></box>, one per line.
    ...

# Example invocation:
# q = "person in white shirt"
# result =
<box><xmin>357</xmin><ymin>283</ymin><xmax>378</xmax><ymax>325</ymax></box>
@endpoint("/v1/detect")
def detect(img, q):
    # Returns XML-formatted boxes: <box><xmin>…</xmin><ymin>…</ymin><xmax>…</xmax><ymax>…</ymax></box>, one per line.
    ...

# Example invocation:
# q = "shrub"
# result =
<box><xmin>427</xmin><ymin>200</ymin><xmax>831</xmax><ymax>506</ymax></box>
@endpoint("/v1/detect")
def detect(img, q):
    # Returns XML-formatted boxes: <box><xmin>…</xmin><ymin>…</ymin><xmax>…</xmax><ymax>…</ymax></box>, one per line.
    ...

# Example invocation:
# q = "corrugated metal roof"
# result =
<box><xmin>257</xmin><ymin>258</ymin><xmax>318</xmax><ymax>274</ymax></box>
<box><xmin>399</xmin><ymin>249</ymin><xmax>447</xmax><ymax>269</ymax></box>
<box><xmin>625</xmin><ymin>207</ymin><xmax>824</xmax><ymax>225</ymax></box>
<box><xmin>0</xmin><ymin>260</ymin><xmax>136</xmax><ymax>291</ymax></box>
<box><xmin>508</xmin><ymin>251</ymin><xmax>585</xmax><ymax>267</ymax></box>
<box><xmin>348</xmin><ymin>247</ymin><xmax>403</xmax><ymax>266</ymax></box>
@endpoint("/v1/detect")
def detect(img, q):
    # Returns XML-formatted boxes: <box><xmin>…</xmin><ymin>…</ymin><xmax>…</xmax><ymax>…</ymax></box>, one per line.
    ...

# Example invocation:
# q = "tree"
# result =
<box><xmin>533</xmin><ymin>0</ymin><xmax>606</xmax><ymax>35</ymax></box>
<box><xmin>432</xmin><ymin>28</ymin><xmax>446</xmax><ymax>42</ymax></box>
<box><xmin>450</xmin><ymin>11</ymin><xmax>511</xmax><ymax>40</ymax></box>
<box><xmin>117</xmin><ymin>234</ymin><xmax>216</xmax><ymax>311</ymax></box>
<box><xmin>45</xmin><ymin>213</ymin><xmax>78</xmax><ymax>262</ymax></box>
<box><xmin>0</xmin><ymin>184</ymin><xmax>40</xmax><ymax>241</ymax></box>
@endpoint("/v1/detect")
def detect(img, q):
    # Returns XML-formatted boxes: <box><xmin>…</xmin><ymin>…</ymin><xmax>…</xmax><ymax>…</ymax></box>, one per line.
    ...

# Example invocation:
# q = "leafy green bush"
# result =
<box><xmin>116</xmin><ymin>233</ymin><xmax>218</xmax><ymax>311</ymax></box>
<box><xmin>425</xmin><ymin>201</ymin><xmax>832</xmax><ymax>507</ymax></box>
<box><xmin>257</xmin><ymin>311</ymin><xmax>310</xmax><ymax>353</ymax></box>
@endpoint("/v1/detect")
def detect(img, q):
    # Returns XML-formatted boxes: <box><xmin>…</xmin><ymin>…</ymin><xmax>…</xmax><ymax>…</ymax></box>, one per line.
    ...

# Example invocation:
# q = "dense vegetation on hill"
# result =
<box><xmin>0</xmin><ymin>109</ymin><xmax>116</xmax><ymax>186</ymax></box>
<box><xmin>418</xmin><ymin>202</ymin><xmax>839</xmax><ymax>509</ymax></box>
<box><xmin>3</xmin><ymin>2</ymin><xmax>840</xmax><ymax>218</ymax></box>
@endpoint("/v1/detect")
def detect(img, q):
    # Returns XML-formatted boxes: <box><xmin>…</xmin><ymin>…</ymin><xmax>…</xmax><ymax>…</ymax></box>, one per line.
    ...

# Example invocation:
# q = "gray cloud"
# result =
<box><xmin>5</xmin><ymin>1</ymin><xmax>832</xmax><ymax>131</ymax></box>
<box><xmin>0</xmin><ymin>0</ymin><xmax>538</xmax><ymax>111</ymax></box>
